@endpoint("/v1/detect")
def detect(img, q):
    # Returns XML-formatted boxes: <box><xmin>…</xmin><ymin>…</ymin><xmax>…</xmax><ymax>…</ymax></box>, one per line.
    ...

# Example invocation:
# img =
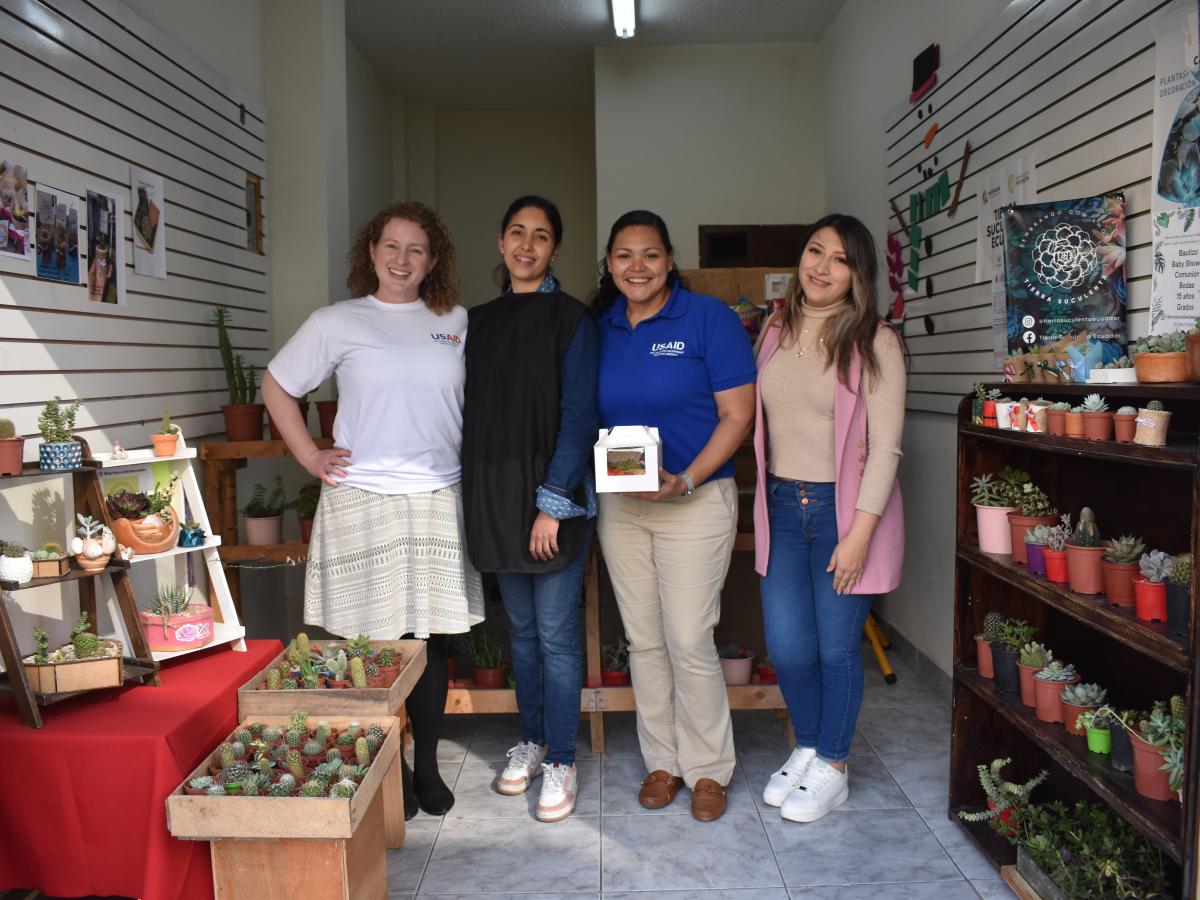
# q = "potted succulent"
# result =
<box><xmin>990</xmin><ymin>618</ymin><xmax>1035</xmax><ymax>696</ymax></box>
<box><xmin>1089</xmin><ymin>360</ymin><xmax>1111</xmax><ymax>384</ymax></box>
<box><xmin>717</xmin><ymin>643</ymin><xmax>754</xmax><ymax>685</ymax></box>
<box><xmin>1033</xmin><ymin>661</ymin><xmax>1079</xmax><ymax>724</ymax></box>
<box><xmin>323</xmin><ymin>648</ymin><xmax>352</xmax><ymax>687</ymax></box>
<box><xmin>1016</xmin><ymin>641</ymin><xmax>1052</xmax><ymax>708</ymax></box>
<box><xmin>970</xmin><ymin>382</ymin><xmax>992</xmax><ymax>426</ymax></box>
<box><xmin>37</xmin><ymin>396</ymin><xmax>83</xmax><ymax>471</ymax></box>
<box><xmin>375</xmin><ymin>645</ymin><xmax>401</xmax><ymax>685</ymax></box>
<box><xmin>214</xmin><ymin>307</ymin><xmax>264</xmax><ymax>441</ymax></box>
<box><xmin>22</xmin><ymin>612</ymin><xmax>124</xmax><ymax>694</ymax></box>
<box><xmin>601</xmin><ymin>638</ymin><xmax>631</xmax><ymax>686</ymax></box>
<box><xmin>1133</xmin><ymin>550</ymin><xmax>1172</xmax><ymax>623</ymax></box>
<box><xmin>1024</xmin><ymin>525</ymin><xmax>1052</xmax><ymax>576</ymax></box>
<box><xmin>1076</xmin><ymin>706</ymin><xmax>1117</xmax><ymax>755</ymax></box>
<box><xmin>1060</xmin><ymin>682</ymin><xmax>1106</xmax><ymax>736</ymax></box>
<box><xmin>1101</xmin><ymin>534</ymin><xmax>1144</xmax><ymax>608</ymax></box>
<box><xmin>29</xmin><ymin>542</ymin><xmax>69</xmax><ymax>578</ymax></box>
<box><xmin>0</xmin><ymin>542</ymin><xmax>32</xmax><ymax>585</ymax></box>
<box><xmin>1045</xmin><ymin>401</ymin><xmax>1071</xmax><ymax>437</ymax></box>
<box><xmin>289</xmin><ymin>486</ymin><xmax>320</xmax><ymax>543</ymax></box>
<box><xmin>1079</xmin><ymin>393</ymin><xmax>1113</xmax><ymax>441</ymax></box>
<box><xmin>1133</xmin><ymin>399</ymin><xmax>1171</xmax><ymax>446</ymax></box>
<box><xmin>970</xmin><ymin>468</ymin><xmax>1022</xmax><ymax>555</ymax></box>
<box><xmin>1125</xmin><ymin>697</ymin><xmax>1184</xmax><ymax>802</ymax></box>
<box><xmin>1166</xmin><ymin>552</ymin><xmax>1192</xmax><ymax>639</ymax></box>
<box><xmin>468</xmin><ymin>622</ymin><xmax>506</xmax><ymax>688</ymax></box>
<box><xmin>1025</xmin><ymin>398</ymin><xmax>1051</xmax><ymax>434</ymax></box>
<box><xmin>1108</xmin><ymin>355</ymin><xmax>1137</xmax><ymax>384</ymax></box>
<box><xmin>957</xmin><ymin>758</ymin><xmax>1047</xmax><ymax>837</ymax></box>
<box><xmin>139</xmin><ymin>582</ymin><xmax>215</xmax><ymax>652</ymax></box>
<box><xmin>1007</xmin><ymin>398</ymin><xmax>1028</xmax><ymax>431</ymax></box>
<box><xmin>1130</xmin><ymin>330</ymin><xmax>1189</xmax><ymax>382</ymax></box>
<box><xmin>179</xmin><ymin>520</ymin><xmax>207</xmax><ymax>548</ymax></box>
<box><xmin>1042</xmin><ymin>514</ymin><xmax>1072</xmax><ymax>583</ymax></box>
<box><xmin>268</xmin><ymin>392</ymin><xmax>311</xmax><ymax>440</ymax></box>
<box><xmin>974</xmin><ymin>611</ymin><xmax>1004</xmax><ymax>679</ymax></box>
<box><xmin>756</xmin><ymin>657</ymin><xmax>777</xmax><ymax>684</ymax></box>
<box><xmin>151</xmin><ymin>409</ymin><xmax>180</xmax><ymax>457</ymax></box>
<box><xmin>69</xmin><ymin>514</ymin><xmax>116</xmax><ymax>571</ymax></box>
<box><xmin>1065</xmin><ymin>507</ymin><xmax>1104</xmax><ymax>595</ymax></box>
<box><xmin>107</xmin><ymin>472</ymin><xmax>182</xmax><ymax>554</ymax></box>
<box><xmin>981</xmin><ymin>386</ymin><xmax>1001</xmax><ymax>427</ymax></box>
<box><xmin>242</xmin><ymin>476</ymin><xmax>288</xmax><ymax>546</ymax></box>
<box><xmin>1006</xmin><ymin>480</ymin><xmax>1057</xmax><ymax>565</ymax></box>
<box><xmin>0</xmin><ymin>418</ymin><xmax>24</xmax><ymax>476</ymax></box>
<box><xmin>1064</xmin><ymin>404</ymin><xmax>1086</xmax><ymax>439</ymax></box>
<box><xmin>1112</xmin><ymin>405</ymin><xmax>1138</xmax><ymax>443</ymax></box>
<box><xmin>317</xmin><ymin>399</ymin><xmax>338</xmax><ymax>439</ymax></box>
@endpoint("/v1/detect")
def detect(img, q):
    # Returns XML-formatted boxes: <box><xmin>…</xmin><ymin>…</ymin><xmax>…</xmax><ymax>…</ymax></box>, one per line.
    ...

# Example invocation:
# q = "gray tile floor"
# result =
<box><xmin>389</xmin><ymin>651</ymin><xmax>1018</xmax><ymax>899</ymax></box>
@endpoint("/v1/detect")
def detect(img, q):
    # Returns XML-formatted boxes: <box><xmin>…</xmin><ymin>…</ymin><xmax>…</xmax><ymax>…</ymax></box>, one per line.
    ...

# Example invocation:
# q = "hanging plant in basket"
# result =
<box><xmin>107</xmin><ymin>471</ymin><xmax>182</xmax><ymax>554</ymax></box>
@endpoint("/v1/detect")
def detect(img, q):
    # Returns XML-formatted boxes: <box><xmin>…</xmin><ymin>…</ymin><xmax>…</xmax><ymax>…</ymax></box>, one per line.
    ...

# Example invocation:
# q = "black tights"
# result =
<box><xmin>404</xmin><ymin>633</ymin><xmax>453</xmax><ymax>807</ymax></box>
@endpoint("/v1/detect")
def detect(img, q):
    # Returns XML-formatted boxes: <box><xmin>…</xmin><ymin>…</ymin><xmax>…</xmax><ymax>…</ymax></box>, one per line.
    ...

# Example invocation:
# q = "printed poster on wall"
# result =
<box><xmin>0</xmin><ymin>159</ymin><xmax>32</xmax><ymax>260</ymax></box>
<box><xmin>130</xmin><ymin>166</ymin><xmax>166</xmax><ymax>279</ymax></box>
<box><xmin>974</xmin><ymin>153</ymin><xmax>1037</xmax><ymax>364</ymax></box>
<box><xmin>34</xmin><ymin>184</ymin><xmax>81</xmax><ymax>284</ymax></box>
<box><xmin>86</xmin><ymin>187</ymin><xmax>126</xmax><ymax>305</ymax></box>
<box><xmin>1001</xmin><ymin>193</ymin><xmax>1127</xmax><ymax>379</ymax></box>
<box><xmin>1150</xmin><ymin>0</ymin><xmax>1200</xmax><ymax>333</ymax></box>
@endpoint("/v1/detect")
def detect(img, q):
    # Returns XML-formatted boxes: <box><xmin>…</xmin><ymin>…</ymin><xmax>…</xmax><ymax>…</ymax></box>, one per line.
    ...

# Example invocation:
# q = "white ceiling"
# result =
<box><xmin>346</xmin><ymin>0</ymin><xmax>847</xmax><ymax>107</ymax></box>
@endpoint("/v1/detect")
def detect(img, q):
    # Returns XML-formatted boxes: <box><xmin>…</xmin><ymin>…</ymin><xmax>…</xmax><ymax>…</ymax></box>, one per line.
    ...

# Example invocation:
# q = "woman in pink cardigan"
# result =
<box><xmin>754</xmin><ymin>214</ymin><xmax>905</xmax><ymax>824</ymax></box>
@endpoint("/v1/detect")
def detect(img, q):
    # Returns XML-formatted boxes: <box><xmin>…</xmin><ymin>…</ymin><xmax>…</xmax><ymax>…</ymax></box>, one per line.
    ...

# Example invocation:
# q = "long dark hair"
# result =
<box><xmin>495</xmin><ymin>194</ymin><xmax>563</xmax><ymax>292</ymax></box>
<box><xmin>590</xmin><ymin>209</ymin><xmax>682</xmax><ymax>315</ymax></box>
<box><xmin>780</xmin><ymin>213</ymin><xmax>884</xmax><ymax>385</ymax></box>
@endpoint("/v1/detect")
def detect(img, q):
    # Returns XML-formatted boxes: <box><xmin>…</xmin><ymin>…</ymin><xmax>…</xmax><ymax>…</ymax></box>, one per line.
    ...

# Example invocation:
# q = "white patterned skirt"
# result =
<box><xmin>304</xmin><ymin>483</ymin><xmax>484</xmax><ymax>639</ymax></box>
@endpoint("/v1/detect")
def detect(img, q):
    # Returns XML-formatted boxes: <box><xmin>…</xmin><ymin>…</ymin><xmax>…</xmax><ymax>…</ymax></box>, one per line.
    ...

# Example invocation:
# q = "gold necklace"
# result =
<box><xmin>794</xmin><ymin>326</ymin><xmax>825</xmax><ymax>358</ymax></box>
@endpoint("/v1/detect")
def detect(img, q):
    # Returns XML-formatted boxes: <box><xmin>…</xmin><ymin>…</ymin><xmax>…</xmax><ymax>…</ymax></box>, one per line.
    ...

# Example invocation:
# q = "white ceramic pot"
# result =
<box><xmin>1108</xmin><ymin>368</ymin><xmax>1138</xmax><ymax>384</ymax></box>
<box><xmin>0</xmin><ymin>553</ymin><xmax>34</xmax><ymax>584</ymax></box>
<box><xmin>1088</xmin><ymin>369</ymin><xmax>1111</xmax><ymax>384</ymax></box>
<box><xmin>995</xmin><ymin>401</ymin><xmax>1014</xmax><ymax>430</ymax></box>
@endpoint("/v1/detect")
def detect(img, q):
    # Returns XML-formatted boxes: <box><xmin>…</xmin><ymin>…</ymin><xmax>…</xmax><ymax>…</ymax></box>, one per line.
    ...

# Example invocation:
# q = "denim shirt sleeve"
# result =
<box><xmin>537</xmin><ymin>314</ymin><xmax>599</xmax><ymax>518</ymax></box>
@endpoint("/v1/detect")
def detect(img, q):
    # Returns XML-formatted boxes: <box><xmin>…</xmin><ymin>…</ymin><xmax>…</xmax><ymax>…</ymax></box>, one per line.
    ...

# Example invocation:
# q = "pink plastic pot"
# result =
<box><xmin>140</xmin><ymin>604</ymin><xmax>215</xmax><ymax>652</ymax></box>
<box><xmin>975</xmin><ymin>505</ymin><xmax>1017</xmax><ymax>555</ymax></box>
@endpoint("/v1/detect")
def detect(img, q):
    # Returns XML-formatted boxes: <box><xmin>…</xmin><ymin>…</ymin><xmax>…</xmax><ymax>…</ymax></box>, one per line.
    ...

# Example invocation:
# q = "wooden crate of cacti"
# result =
<box><xmin>166</xmin><ymin>713</ymin><xmax>401</xmax><ymax>840</ymax></box>
<box><xmin>23</xmin><ymin>613</ymin><xmax>124</xmax><ymax>694</ymax></box>
<box><xmin>237</xmin><ymin>635</ymin><xmax>426</xmax><ymax>719</ymax></box>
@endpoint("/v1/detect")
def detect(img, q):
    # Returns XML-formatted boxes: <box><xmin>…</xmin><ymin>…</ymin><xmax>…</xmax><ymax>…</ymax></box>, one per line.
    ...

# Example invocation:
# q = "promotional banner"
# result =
<box><xmin>1151</xmin><ymin>0</ymin><xmax>1200</xmax><ymax>333</ymax></box>
<box><xmin>34</xmin><ymin>184</ymin><xmax>81</xmax><ymax>284</ymax></box>
<box><xmin>130</xmin><ymin>166</ymin><xmax>166</xmax><ymax>278</ymax></box>
<box><xmin>974</xmin><ymin>153</ymin><xmax>1037</xmax><ymax>362</ymax></box>
<box><xmin>1001</xmin><ymin>193</ymin><xmax>1127</xmax><ymax>381</ymax></box>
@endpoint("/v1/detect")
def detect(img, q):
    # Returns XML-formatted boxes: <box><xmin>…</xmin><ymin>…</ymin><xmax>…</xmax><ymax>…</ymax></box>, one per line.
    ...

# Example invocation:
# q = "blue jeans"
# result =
<box><xmin>759</xmin><ymin>476</ymin><xmax>872</xmax><ymax>761</ymax></box>
<box><xmin>496</xmin><ymin>522</ymin><xmax>594</xmax><ymax>765</ymax></box>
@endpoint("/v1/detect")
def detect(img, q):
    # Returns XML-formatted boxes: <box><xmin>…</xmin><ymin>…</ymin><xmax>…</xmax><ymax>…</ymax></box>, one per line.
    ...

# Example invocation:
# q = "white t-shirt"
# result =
<box><xmin>268</xmin><ymin>296</ymin><xmax>468</xmax><ymax>495</ymax></box>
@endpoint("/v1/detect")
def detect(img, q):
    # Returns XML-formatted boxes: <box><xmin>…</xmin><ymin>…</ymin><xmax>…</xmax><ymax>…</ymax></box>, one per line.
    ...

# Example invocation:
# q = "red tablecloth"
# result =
<box><xmin>0</xmin><ymin>639</ymin><xmax>282</xmax><ymax>900</ymax></box>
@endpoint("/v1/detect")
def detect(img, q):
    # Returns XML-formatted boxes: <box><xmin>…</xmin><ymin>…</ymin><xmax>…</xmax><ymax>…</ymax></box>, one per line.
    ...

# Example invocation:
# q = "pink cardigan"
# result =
<box><xmin>752</xmin><ymin>317</ymin><xmax>905</xmax><ymax>594</ymax></box>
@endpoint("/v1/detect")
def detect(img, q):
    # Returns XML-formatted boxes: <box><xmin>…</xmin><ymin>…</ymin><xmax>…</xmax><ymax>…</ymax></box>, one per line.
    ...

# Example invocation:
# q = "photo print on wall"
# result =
<box><xmin>86</xmin><ymin>188</ymin><xmax>126</xmax><ymax>304</ymax></box>
<box><xmin>0</xmin><ymin>159</ymin><xmax>32</xmax><ymax>260</ymax></box>
<box><xmin>130</xmin><ymin>166</ymin><xmax>166</xmax><ymax>279</ymax></box>
<box><xmin>34</xmin><ymin>184</ymin><xmax>81</xmax><ymax>284</ymax></box>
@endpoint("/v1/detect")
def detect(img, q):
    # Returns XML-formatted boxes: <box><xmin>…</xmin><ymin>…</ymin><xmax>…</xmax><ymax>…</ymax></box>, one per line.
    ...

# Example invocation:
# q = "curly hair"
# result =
<box><xmin>345</xmin><ymin>201</ymin><xmax>459</xmax><ymax>313</ymax></box>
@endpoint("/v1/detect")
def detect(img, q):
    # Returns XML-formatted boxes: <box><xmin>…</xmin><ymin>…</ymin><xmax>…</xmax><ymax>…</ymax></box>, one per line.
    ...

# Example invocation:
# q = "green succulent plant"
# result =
<box><xmin>346</xmin><ymin>634</ymin><xmax>371</xmax><ymax>658</ymax></box>
<box><xmin>189</xmin><ymin>776</ymin><xmax>214</xmax><ymax>791</ymax></box>
<box><xmin>287</xmin><ymin>748</ymin><xmax>304</xmax><ymax>781</ymax></box>
<box><xmin>1018</xmin><ymin>642</ymin><xmax>1052</xmax><ymax>668</ymax></box>
<box><xmin>366</xmin><ymin>723</ymin><xmax>385</xmax><ymax>744</ymax></box>
<box><xmin>302</xmin><ymin>738</ymin><xmax>323</xmax><ymax>757</ymax></box>
<box><xmin>1103</xmin><ymin>535</ymin><xmax>1145</xmax><ymax>564</ymax></box>
<box><xmin>0</xmin><ymin>419</ymin><xmax>14</xmax><ymax>439</ymax></box>
<box><xmin>1035</xmin><ymin>661</ymin><xmax>1077</xmax><ymax>682</ymax></box>
<box><xmin>957</xmin><ymin>758</ymin><xmax>1048</xmax><ymax>822</ymax></box>
<box><xmin>262</xmin><ymin>726</ymin><xmax>282</xmax><ymax>744</ymax></box>
<box><xmin>355</xmin><ymin>736</ymin><xmax>370</xmax><ymax>768</ymax></box>
<box><xmin>1072</xmin><ymin>507</ymin><xmax>1099</xmax><ymax>548</ymax></box>
<box><xmin>1139</xmin><ymin>550</ymin><xmax>1174</xmax><ymax>584</ymax></box>
<box><xmin>330</xmin><ymin>779</ymin><xmax>358</xmax><ymax>798</ymax></box>
<box><xmin>1116</xmin><ymin>405</ymin><xmax>1137</xmax><ymax>416</ymax></box>
<box><xmin>349</xmin><ymin>655</ymin><xmax>367</xmax><ymax>688</ymax></box>
<box><xmin>980</xmin><ymin>612</ymin><xmax>1005</xmax><ymax>642</ymax></box>
<box><xmin>1013</xmin><ymin>482</ymin><xmax>1056</xmax><ymax>518</ymax></box>
<box><xmin>1061</xmin><ymin>683</ymin><xmax>1107</xmax><ymax>707</ymax></box>
<box><xmin>1170</xmin><ymin>553</ymin><xmax>1192</xmax><ymax>586</ymax></box>
<box><xmin>32</xmin><ymin>624</ymin><xmax>49</xmax><ymax>665</ymax></box>
<box><xmin>1147</xmin><ymin>400</ymin><xmax>1165</xmax><ymax>412</ymax></box>
<box><xmin>996</xmin><ymin>618</ymin><xmax>1036</xmax><ymax>652</ymax></box>
<box><xmin>1025</xmin><ymin>524</ymin><xmax>1053</xmax><ymax>546</ymax></box>
<box><xmin>299</xmin><ymin>780</ymin><xmax>326</xmax><ymax>797</ymax></box>
<box><xmin>267</xmin><ymin>782</ymin><xmax>292</xmax><ymax>797</ymax></box>
<box><xmin>377</xmin><ymin>647</ymin><xmax>397</xmax><ymax>667</ymax></box>
<box><xmin>1081</xmin><ymin>393</ymin><xmax>1109</xmax><ymax>412</ymax></box>
<box><xmin>336</xmin><ymin>731</ymin><xmax>357</xmax><ymax>747</ymax></box>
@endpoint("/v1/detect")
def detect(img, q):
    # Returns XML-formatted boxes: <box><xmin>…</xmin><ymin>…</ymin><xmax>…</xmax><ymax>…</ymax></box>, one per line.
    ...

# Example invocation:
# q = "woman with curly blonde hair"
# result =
<box><xmin>264</xmin><ymin>200</ymin><xmax>483</xmax><ymax>819</ymax></box>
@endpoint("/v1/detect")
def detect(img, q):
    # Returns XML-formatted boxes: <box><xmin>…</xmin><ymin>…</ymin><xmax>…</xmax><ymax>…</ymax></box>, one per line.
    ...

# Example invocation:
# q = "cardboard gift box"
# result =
<box><xmin>595</xmin><ymin>426</ymin><xmax>661</xmax><ymax>493</ymax></box>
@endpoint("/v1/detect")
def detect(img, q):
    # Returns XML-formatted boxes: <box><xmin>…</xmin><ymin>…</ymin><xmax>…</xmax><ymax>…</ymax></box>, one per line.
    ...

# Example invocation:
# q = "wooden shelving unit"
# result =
<box><xmin>949</xmin><ymin>382</ymin><xmax>1200</xmax><ymax>896</ymax></box>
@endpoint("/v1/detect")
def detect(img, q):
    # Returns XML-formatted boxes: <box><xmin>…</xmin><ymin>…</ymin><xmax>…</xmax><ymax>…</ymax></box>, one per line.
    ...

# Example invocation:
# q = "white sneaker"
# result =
<box><xmin>497</xmin><ymin>740</ymin><xmax>546</xmax><ymax>795</ymax></box>
<box><xmin>762</xmin><ymin>746</ymin><xmax>818</xmax><ymax>807</ymax></box>
<box><xmin>780</xmin><ymin>758</ymin><xmax>849</xmax><ymax>823</ymax></box>
<box><xmin>536</xmin><ymin>762</ymin><xmax>577</xmax><ymax>822</ymax></box>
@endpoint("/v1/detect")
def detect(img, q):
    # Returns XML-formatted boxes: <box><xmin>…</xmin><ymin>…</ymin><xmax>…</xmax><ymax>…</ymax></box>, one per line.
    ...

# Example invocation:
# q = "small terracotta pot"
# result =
<box><xmin>1026</xmin><ymin>542</ymin><xmax>1047</xmax><ymax>576</ymax></box>
<box><xmin>317</xmin><ymin>400</ymin><xmax>338</xmax><ymax>439</ymax></box>
<box><xmin>975</xmin><ymin>635</ymin><xmax>995</xmax><ymax>678</ymax></box>
<box><xmin>300</xmin><ymin>518</ymin><xmax>314</xmax><ymax>543</ymax></box>
<box><xmin>1008</xmin><ymin>513</ymin><xmax>1057</xmax><ymax>565</ymax></box>
<box><xmin>1033</xmin><ymin>674</ymin><xmax>1079</xmax><ymax>724</ymax></box>
<box><xmin>1066</xmin><ymin>542</ymin><xmax>1105</xmax><ymax>594</ymax></box>
<box><xmin>222</xmin><ymin>404</ymin><xmax>264</xmax><ymax>441</ymax></box>
<box><xmin>1064</xmin><ymin>411</ymin><xmax>1085</xmax><ymax>438</ymax></box>
<box><xmin>1188</xmin><ymin>334</ymin><xmax>1200</xmax><ymax>382</ymax></box>
<box><xmin>1166</xmin><ymin>582</ymin><xmax>1191</xmax><ymax>639</ymax></box>
<box><xmin>1113</xmin><ymin>413</ymin><xmax>1137</xmax><ymax>443</ymax></box>
<box><xmin>1046</xmin><ymin>408</ymin><xmax>1066</xmax><ymax>436</ymax></box>
<box><xmin>1131</xmin><ymin>732</ymin><xmax>1174</xmax><ymax>801</ymax></box>
<box><xmin>1133</xmin><ymin>351</ymin><xmax>1188</xmax><ymax>383</ymax></box>
<box><xmin>244</xmin><ymin>515</ymin><xmax>283</xmax><ymax>546</ymax></box>
<box><xmin>1043</xmin><ymin>549</ymin><xmax>1069</xmax><ymax>583</ymax></box>
<box><xmin>110</xmin><ymin>506</ymin><xmax>181</xmax><ymax>555</ymax></box>
<box><xmin>0</xmin><ymin>436</ymin><xmax>25</xmax><ymax>476</ymax></box>
<box><xmin>1133</xmin><ymin>578</ymin><xmax>1167</xmax><ymax>622</ymax></box>
<box><xmin>975</xmin><ymin>505</ymin><xmax>1018</xmax><ymax>555</ymax></box>
<box><xmin>150</xmin><ymin>432</ymin><xmax>179</xmax><ymax>457</ymax></box>
<box><xmin>1101</xmin><ymin>560</ymin><xmax>1137</xmax><ymax>607</ymax></box>
<box><xmin>1061</xmin><ymin>701</ymin><xmax>1096</xmax><ymax>736</ymax></box>
<box><xmin>1017</xmin><ymin>662</ymin><xmax>1040</xmax><ymax>708</ymax></box>
<box><xmin>472</xmin><ymin>666</ymin><xmax>507</xmax><ymax>689</ymax></box>
<box><xmin>1081</xmin><ymin>411</ymin><xmax>1114</xmax><ymax>441</ymax></box>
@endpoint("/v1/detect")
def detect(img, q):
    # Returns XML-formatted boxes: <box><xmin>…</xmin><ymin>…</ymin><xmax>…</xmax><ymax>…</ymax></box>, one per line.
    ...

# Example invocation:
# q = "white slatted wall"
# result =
<box><xmin>0</xmin><ymin>0</ymin><xmax>268</xmax><ymax>455</ymax></box>
<box><xmin>886</xmin><ymin>0</ymin><xmax>1169</xmax><ymax>415</ymax></box>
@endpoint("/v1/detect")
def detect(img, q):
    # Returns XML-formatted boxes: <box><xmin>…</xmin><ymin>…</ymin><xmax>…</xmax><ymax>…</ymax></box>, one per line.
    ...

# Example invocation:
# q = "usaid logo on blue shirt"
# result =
<box><xmin>430</xmin><ymin>332</ymin><xmax>463</xmax><ymax>347</ymax></box>
<box><xmin>650</xmin><ymin>340</ymin><xmax>686</xmax><ymax>357</ymax></box>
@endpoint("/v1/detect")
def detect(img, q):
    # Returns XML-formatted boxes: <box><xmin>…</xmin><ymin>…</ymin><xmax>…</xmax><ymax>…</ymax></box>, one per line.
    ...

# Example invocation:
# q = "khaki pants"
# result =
<box><xmin>598</xmin><ymin>478</ymin><xmax>738</xmax><ymax>787</ymax></box>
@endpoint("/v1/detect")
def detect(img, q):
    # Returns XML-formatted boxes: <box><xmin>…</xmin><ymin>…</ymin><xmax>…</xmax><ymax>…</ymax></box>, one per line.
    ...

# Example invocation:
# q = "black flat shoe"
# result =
<box><xmin>413</xmin><ymin>768</ymin><xmax>455</xmax><ymax>816</ymax></box>
<box><xmin>401</xmin><ymin>756</ymin><xmax>418</xmax><ymax>820</ymax></box>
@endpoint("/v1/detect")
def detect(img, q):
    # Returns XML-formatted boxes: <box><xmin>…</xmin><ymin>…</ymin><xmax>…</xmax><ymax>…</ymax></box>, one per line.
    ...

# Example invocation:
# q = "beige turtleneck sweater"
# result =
<box><xmin>760</xmin><ymin>300</ymin><xmax>907</xmax><ymax>516</ymax></box>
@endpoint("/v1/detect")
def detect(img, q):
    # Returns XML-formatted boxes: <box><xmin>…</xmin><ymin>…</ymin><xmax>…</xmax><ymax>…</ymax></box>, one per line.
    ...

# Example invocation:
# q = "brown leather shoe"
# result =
<box><xmin>638</xmin><ymin>770</ymin><xmax>685</xmax><ymax>809</ymax></box>
<box><xmin>691</xmin><ymin>778</ymin><xmax>727</xmax><ymax>821</ymax></box>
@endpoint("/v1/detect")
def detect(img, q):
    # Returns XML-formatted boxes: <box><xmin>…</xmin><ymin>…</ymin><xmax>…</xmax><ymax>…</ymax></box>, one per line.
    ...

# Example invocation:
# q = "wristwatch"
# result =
<box><xmin>679</xmin><ymin>472</ymin><xmax>695</xmax><ymax>496</ymax></box>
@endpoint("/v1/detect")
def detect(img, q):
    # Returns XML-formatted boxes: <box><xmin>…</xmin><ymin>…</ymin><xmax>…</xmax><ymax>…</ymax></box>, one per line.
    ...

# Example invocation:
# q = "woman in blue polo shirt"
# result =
<box><xmin>593</xmin><ymin>209</ymin><xmax>756</xmax><ymax>822</ymax></box>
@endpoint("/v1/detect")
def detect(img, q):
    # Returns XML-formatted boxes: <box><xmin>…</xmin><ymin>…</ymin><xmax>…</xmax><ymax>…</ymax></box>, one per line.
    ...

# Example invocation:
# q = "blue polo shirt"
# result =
<box><xmin>597</xmin><ymin>284</ymin><xmax>756</xmax><ymax>483</ymax></box>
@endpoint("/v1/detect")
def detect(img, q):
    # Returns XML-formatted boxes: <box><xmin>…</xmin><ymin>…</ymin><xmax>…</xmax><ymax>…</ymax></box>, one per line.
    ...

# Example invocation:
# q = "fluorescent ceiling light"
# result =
<box><xmin>612</xmin><ymin>0</ymin><xmax>635</xmax><ymax>38</ymax></box>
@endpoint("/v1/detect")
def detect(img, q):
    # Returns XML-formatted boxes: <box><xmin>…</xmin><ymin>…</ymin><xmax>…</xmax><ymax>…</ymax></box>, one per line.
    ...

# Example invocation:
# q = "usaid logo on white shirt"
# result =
<box><xmin>650</xmin><ymin>340</ymin><xmax>686</xmax><ymax>358</ymax></box>
<box><xmin>430</xmin><ymin>332</ymin><xmax>463</xmax><ymax>347</ymax></box>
